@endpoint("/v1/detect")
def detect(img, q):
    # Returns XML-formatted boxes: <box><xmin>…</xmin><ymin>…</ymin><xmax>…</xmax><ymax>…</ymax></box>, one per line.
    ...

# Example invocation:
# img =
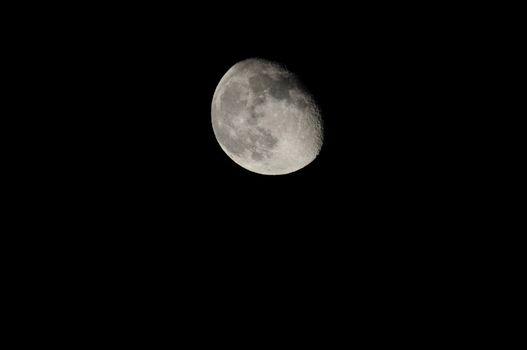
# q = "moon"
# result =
<box><xmin>211</xmin><ymin>58</ymin><xmax>323</xmax><ymax>175</ymax></box>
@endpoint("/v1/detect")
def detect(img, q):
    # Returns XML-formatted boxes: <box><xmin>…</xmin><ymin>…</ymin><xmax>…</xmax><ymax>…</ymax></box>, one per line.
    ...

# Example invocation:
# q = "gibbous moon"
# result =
<box><xmin>211</xmin><ymin>58</ymin><xmax>323</xmax><ymax>175</ymax></box>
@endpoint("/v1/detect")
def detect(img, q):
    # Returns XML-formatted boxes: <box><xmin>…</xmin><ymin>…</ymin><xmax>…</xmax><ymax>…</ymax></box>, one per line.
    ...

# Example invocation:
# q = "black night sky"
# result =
<box><xmin>70</xmin><ymin>9</ymin><xmax>450</xmax><ymax>217</ymax></box>
<box><xmin>33</xmin><ymin>3</ymin><xmax>468</xmax><ymax>283</ymax></box>
<box><xmin>9</xmin><ymin>3</ymin><xmax>489</xmax><ymax>337</ymax></box>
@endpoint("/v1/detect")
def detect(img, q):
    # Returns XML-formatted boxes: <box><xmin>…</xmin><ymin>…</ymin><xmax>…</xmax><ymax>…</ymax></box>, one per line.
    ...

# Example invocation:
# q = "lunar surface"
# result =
<box><xmin>211</xmin><ymin>58</ymin><xmax>323</xmax><ymax>175</ymax></box>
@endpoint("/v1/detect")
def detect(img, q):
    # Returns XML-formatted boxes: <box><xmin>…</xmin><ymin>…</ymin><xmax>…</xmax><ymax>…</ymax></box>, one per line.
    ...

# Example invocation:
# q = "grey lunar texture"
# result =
<box><xmin>211</xmin><ymin>58</ymin><xmax>323</xmax><ymax>175</ymax></box>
